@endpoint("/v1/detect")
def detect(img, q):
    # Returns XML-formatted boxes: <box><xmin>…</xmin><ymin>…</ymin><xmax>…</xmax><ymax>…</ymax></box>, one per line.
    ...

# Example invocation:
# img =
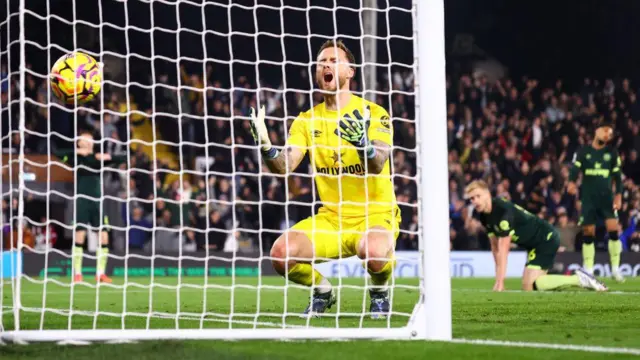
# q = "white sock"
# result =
<box><xmin>584</xmin><ymin>267</ymin><xmax>594</xmax><ymax>275</ymax></box>
<box><xmin>314</xmin><ymin>278</ymin><xmax>332</xmax><ymax>294</ymax></box>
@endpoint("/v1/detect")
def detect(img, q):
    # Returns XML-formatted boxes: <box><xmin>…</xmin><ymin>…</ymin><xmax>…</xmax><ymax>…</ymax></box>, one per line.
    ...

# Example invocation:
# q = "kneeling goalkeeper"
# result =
<box><xmin>250</xmin><ymin>40</ymin><xmax>400</xmax><ymax>318</ymax></box>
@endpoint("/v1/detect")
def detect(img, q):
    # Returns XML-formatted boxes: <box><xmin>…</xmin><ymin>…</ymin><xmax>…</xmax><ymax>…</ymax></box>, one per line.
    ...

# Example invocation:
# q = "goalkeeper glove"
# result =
<box><xmin>249</xmin><ymin>105</ymin><xmax>278</xmax><ymax>159</ymax></box>
<box><xmin>334</xmin><ymin>106</ymin><xmax>376</xmax><ymax>159</ymax></box>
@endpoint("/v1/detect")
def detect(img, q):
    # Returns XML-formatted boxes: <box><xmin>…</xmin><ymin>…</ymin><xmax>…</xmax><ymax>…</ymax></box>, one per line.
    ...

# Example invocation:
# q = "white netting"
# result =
<box><xmin>0</xmin><ymin>0</ymin><xmax>446</xmax><ymax>341</ymax></box>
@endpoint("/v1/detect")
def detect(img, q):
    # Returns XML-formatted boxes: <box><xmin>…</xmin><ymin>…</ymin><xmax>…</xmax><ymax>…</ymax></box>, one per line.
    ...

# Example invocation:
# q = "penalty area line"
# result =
<box><xmin>452</xmin><ymin>338</ymin><xmax>640</xmax><ymax>355</ymax></box>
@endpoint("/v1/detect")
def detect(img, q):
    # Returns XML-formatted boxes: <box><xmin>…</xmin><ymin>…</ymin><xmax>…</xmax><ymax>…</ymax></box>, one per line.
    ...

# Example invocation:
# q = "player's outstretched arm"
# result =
<box><xmin>250</xmin><ymin>106</ymin><xmax>305</xmax><ymax>175</ymax></box>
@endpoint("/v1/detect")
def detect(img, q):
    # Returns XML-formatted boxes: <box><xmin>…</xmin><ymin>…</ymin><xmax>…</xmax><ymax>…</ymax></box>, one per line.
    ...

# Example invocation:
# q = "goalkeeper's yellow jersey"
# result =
<box><xmin>287</xmin><ymin>94</ymin><xmax>398</xmax><ymax>218</ymax></box>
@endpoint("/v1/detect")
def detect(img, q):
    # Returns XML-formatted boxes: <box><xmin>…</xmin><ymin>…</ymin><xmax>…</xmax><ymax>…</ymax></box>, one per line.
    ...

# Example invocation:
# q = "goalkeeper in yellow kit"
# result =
<box><xmin>250</xmin><ymin>40</ymin><xmax>400</xmax><ymax>318</ymax></box>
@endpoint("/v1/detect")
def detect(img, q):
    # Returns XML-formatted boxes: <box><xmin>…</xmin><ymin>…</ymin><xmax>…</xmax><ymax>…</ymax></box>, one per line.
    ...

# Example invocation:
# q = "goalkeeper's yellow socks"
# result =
<box><xmin>368</xmin><ymin>258</ymin><xmax>396</xmax><ymax>292</ymax></box>
<box><xmin>608</xmin><ymin>239</ymin><xmax>622</xmax><ymax>273</ymax></box>
<box><xmin>97</xmin><ymin>245</ymin><xmax>109</xmax><ymax>276</ymax></box>
<box><xmin>72</xmin><ymin>246</ymin><xmax>84</xmax><ymax>275</ymax></box>
<box><xmin>582</xmin><ymin>241</ymin><xmax>595</xmax><ymax>273</ymax></box>
<box><xmin>534</xmin><ymin>275</ymin><xmax>580</xmax><ymax>290</ymax></box>
<box><xmin>287</xmin><ymin>263</ymin><xmax>331</xmax><ymax>294</ymax></box>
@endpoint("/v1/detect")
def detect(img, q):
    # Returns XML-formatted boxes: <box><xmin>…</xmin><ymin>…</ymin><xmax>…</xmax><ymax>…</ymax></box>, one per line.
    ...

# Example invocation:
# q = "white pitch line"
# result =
<box><xmin>452</xmin><ymin>289</ymin><xmax>640</xmax><ymax>295</ymax></box>
<box><xmin>0</xmin><ymin>305</ymin><xmax>308</xmax><ymax>330</ymax></box>
<box><xmin>1</xmin><ymin>288</ymin><xmax>288</xmax><ymax>295</ymax></box>
<box><xmin>452</xmin><ymin>338</ymin><xmax>640</xmax><ymax>356</ymax></box>
<box><xmin>4</xmin><ymin>287</ymin><xmax>640</xmax><ymax>296</ymax></box>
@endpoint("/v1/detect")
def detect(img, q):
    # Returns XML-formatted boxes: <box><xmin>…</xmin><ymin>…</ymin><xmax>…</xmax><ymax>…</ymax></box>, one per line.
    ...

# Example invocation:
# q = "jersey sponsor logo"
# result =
<box><xmin>377</xmin><ymin>127</ymin><xmax>391</xmax><ymax>134</ymax></box>
<box><xmin>585</xmin><ymin>168</ymin><xmax>610</xmax><ymax>178</ymax></box>
<box><xmin>316</xmin><ymin>163</ymin><xmax>365</xmax><ymax>175</ymax></box>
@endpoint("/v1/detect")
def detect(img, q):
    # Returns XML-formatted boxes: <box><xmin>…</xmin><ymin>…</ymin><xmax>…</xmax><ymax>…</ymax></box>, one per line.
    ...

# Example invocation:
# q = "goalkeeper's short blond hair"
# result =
<box><xmin>317</xmin><ymin>39</ymin><xmax>356</xmax><ymax>70</ymax></box>
<box><xmin>464</xmin><ymin>180</ymin><xmax>490</xmax><ymax>199</ymax></box>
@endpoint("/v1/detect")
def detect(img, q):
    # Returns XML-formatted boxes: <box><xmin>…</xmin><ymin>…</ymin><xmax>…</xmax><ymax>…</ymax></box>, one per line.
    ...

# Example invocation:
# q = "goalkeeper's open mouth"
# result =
<box><xmin>323</xmin><ymin>72</ymin><xmax>334</xmax><ymax>84</ymax></box>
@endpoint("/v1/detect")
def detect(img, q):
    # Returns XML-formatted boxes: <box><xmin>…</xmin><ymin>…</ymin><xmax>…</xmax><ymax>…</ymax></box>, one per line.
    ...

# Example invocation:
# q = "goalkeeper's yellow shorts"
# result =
<box><xmin>290</xmin><ymin>207</ymin><xmax>401</xmax><ymax>261</ymax></box>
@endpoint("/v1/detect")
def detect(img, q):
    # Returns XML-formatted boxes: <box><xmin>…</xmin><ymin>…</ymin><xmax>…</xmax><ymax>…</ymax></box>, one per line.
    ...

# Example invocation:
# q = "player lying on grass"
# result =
<box><xmin>465</xmin><ymin>180</ymin><xmax>608</xmax><ymax>292</ymax></box>
<box><xmin>58</xmin><ymin>131</ymin><xmax>126</xmax><ymax>283</ymax></box>
<box><xmin>250</xmin><ymin>39</ymin><xmax>399</xmax><ymax>318</ymax></box>
<box><xmin>567</xmin><ymin>119</ymin><xmax>624</xmax><ymax>282</ymax></box>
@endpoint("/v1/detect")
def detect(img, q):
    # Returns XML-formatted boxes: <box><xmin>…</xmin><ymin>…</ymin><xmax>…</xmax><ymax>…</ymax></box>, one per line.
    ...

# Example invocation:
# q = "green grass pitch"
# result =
<box><xmin>2</xmin><ymin>276</ymin><xmax>640</xmax><ymax>359</ymax></box>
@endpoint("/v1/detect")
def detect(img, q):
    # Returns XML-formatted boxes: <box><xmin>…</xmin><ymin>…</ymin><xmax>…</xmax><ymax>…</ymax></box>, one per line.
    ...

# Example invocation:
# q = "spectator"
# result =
<box><xmin>127</xmin><ymin>206</ymin><xmax>152</xmax><ymax>250</ymax></box>
<box><xmin>206</xmin><ymin>210</ymin><xmax>227</xmax><ymax>251</ymax></box>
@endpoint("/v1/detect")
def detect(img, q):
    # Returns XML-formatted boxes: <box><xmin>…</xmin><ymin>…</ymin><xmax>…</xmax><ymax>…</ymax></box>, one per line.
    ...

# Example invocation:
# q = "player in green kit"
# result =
<box><xmin>58</xmin><ymin>131</ymin><xmax>127</xmax><ymax>283</ymax></box>
<box><xmin>567</xmin><ymin>120</ymin><xmax>624</xmax><ymax>282</ymax></box>
<box><xmin>465</xmin><ymin>180</ymin><xmax>607</xmax><ymax>292</ymax></box>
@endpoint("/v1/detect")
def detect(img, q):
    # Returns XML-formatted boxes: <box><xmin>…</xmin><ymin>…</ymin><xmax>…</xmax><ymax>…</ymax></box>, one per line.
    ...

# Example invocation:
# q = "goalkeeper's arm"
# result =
<box><xmin>363</xmin><ymin>140</ymin><xmax>391</xmax><ymax>175</ymax></box>
<box><xmin>250</xmin><ymin>106</ymin><xmax>305</xmax><ymax>175</ymax></box>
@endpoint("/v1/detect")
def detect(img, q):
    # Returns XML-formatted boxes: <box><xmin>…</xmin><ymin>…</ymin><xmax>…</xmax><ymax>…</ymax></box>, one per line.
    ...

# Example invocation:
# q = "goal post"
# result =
<box><xmin>0</xmin><ymin>0</ymin><xmax>450</xmax><ymax>342</ymax></box>
<box><xmin>417</xmin><ymin>0</ymin><xmax>452</xmax><ymax>341</ymax></box>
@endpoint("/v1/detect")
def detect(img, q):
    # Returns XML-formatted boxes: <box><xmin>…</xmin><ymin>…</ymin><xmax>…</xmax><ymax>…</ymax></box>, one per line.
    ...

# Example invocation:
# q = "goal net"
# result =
<box><xmin>0</xmin><ymin>0</ymin><xmax>449</xmax><ymax>342</ymax></box>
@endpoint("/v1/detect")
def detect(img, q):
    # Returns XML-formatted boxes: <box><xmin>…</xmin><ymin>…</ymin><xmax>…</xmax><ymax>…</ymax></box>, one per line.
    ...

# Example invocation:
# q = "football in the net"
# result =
<box><xmin>50</xmin><ymin>52</ymin><xmax>102</xmax><ymax>105</ymax></box>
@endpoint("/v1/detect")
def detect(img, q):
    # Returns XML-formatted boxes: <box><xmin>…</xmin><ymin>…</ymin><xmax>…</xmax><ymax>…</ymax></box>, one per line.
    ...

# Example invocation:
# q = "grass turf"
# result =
<box><xmin>1</xmin><ymin>276</ymin><xmax>640</xmax><ymax>359</ymax></box>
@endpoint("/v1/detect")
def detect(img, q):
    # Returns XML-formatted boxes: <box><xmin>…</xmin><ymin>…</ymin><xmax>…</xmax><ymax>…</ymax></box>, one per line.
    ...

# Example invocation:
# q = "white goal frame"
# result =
<box><xmin>1</xmin><ymin>0</ymin><xmax>451</xmax><ymax>342</ymax></box>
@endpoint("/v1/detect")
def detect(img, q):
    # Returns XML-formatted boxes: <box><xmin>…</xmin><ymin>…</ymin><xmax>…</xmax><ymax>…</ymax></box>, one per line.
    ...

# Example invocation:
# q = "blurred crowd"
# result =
<box><xmin>447</xmin><ymin>75</ymin><xmax>640</xmax><ymax>253</ymax></box>
<box><xmin>2</xmin><ymin>62</ymin><xmax>640</xmax><ymax>253</ymax></box>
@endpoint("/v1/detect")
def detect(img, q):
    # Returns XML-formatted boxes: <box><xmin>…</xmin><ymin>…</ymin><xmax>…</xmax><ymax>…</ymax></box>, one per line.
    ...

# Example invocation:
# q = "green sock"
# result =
<box><xmin>608</xmin><ymin>240</ymin><xmax>622</xmax><ymax>273</ymax></box>
<box><xmin>72</xmin><ymin>246</ymin><xmax>84</xmax><ymax>275</ymax></box>
<box><xmin>97</xmin><ymin>246</ymin><xmax>109</xmax><ymax>276</ymax></box>
<box><xmin>534</xmin><ymin>275</ymin><xmax>581</xmax><ymax>290</ymax></box>
<box><xmin>582</xmin><ymin>242</ymin><xmax>595</xmax><ymax>272</ymax></box>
